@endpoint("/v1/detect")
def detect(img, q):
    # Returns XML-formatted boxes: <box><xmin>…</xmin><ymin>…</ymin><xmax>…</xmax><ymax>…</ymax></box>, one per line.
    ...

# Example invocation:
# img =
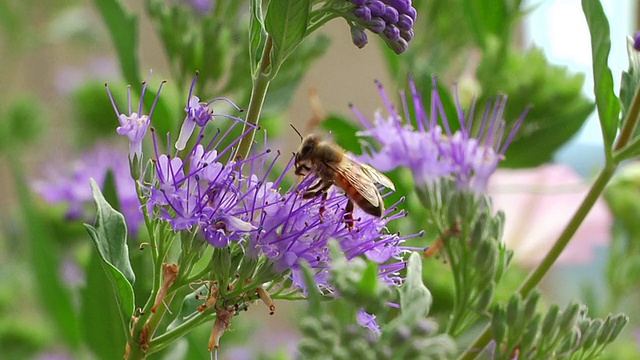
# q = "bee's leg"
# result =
<box><xmin>319</xmin><ymin>192</ymin><xmax>329</xmax><ymax>219</ymax></box>
<box><xmin>303</xmin><ymin>179</ymin><xmax>333</xmax><ymax>199</ymax></box>
<box><xmin>344</xmin><ymin>199</ymin><xmax>355</xmax><ymax>230</ymax></box>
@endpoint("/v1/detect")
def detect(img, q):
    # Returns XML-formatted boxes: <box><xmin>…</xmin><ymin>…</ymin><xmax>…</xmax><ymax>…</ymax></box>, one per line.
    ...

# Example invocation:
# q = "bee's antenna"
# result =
<box><xmin>290</xmin><ymin>123</ymin><xmax>303</xmax><ymax>141</ymax></box>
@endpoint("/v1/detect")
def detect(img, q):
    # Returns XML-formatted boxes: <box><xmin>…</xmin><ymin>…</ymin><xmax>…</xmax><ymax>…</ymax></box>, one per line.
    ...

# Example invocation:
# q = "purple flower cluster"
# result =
<box><xmin>128</xmin><ymin>74</ymin><xmax>416</xmax><ymax>291</ymax></box>
<box><xmin>32</xmin><ymin>143</ymin><xmax>143</xmax><ymax>234</ymax></box>
<box><xmin>346</xmin><ymin>0</ymin><xmax>416</xmax><ymax>54</ymax></box>
<box><xmin>352</xmin><ymin>77</ymin><xmax>529</xmax><ymax>193</ymax></box>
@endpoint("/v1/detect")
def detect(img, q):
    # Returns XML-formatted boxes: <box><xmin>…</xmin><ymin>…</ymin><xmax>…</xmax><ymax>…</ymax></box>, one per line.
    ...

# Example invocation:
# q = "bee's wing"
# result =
<box><xmin>360</xmin><ymin>163</ymin><xmax>396</xmax><ymax>191</ymax></box>
<box><xmin>329</xmin><ymin>158</ymin><xmax>381</xmax><ymax>208</ymax></box>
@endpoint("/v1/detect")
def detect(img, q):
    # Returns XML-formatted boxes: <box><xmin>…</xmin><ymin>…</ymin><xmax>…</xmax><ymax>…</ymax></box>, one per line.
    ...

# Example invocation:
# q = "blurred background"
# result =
<box><xmin>1</xmin><ymin>0</ymin><xmax>640</xmax><ymax>358</ymax></box>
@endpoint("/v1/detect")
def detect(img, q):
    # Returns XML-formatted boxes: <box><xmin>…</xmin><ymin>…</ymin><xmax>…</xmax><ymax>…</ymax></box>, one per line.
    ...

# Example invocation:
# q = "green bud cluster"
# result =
<box><xmin>418</xmin><ymin>180</ymin><xmax>511</xmax><ymax>336</ymax></box>
<box><xmin>298</xmin><ymin>250</ymin><xmax>456</xmax><ymax>360</ymax></box>
<box><xmin>491</xmin><ymin>292</ymin><xmax>629</xmax><ymax>359</ymax></box>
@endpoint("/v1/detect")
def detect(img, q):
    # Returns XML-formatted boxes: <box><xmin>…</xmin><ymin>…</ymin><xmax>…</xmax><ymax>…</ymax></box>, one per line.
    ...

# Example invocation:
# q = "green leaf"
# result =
<box><xmin>11</xmin><ymin>160</ymin><xmax>81</xmax><ymax>349</ymax></box>
<box><xmin>167</xmin><ymin>285</ymin><xmax>208</xmax><ymax>331</ymax></box>
<box><xmin>84</xmin><ymin>179</ymin><xmax>136</xmax><ymax>335</ymax></box>
<box><xmin>478</xmin><ymin>48</ymin><xmax>594</xmax><ymax>167</ymax></box>
<box><xmin>264</xmin><ymin>0</ymin><xmax>310</xmax><ymax>70</ymax></box>
<box><xmin>582</xmin><ymin>0</ymin><xmax>620</xmax><ymax>153</ymax></box>
<box><xmin>249</xmin><ymin>0</ymin><xmax>266</xmax><ymax>77</ymax></box>
<box><xmin>93</xmin><ymin>0</ymin><xmax>140</xmax><ymax>85</ymax></box>
<box><xmin>320</xmin><ymin>114</ymin><xmax>360</xmax><ymax>154</ymax></box>
<box><xmin>300</xmin><ymin>262</ymin><xmax>322</xmax><ymax>316</ymax></box>
<box><xmin>80</xmin><ymin>252</ymin><xmax>128</xmax><ymax>359</ymax></box>
<box><xmin>398</xmin><ymin>253</ymin><xmax>432</xmax><ymax>324</ymax></box>
<box><xmin>620</xmin><ymin>37</ymin><xmax>640</xmax><ymax>121</ymax></box>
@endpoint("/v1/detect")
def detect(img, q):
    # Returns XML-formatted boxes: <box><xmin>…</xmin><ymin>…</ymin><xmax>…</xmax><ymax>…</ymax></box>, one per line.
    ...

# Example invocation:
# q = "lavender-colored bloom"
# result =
<box><xmin>184</xmin><ymin>0</ymin><xmax>215</xmax><ymax>14</ymax></box>
<box><xmin>357</xmin><ymin>308</ymin><xmax>381</xmax><ymax>335</ymax></box>
<box><xmin>634</xmin><ymin>31</ymin><xmax>640</xmax><ymax>51</ymax></box>
<box><xmin>352</xmin><ymin>78</ymin><xmax>529</xmax><ymax>193</ymax></box>
<box><xmin>32</xmin><ymin>143</ymin><xmax>143</xmax><ymax>235</ymax></box>
<box><xmin>176</xmin><ymin>72</ymin><xmax>247</xmax><ymax>150</ymax></box>
<box><xmin>106</xmin><ymin>76</ymin><xmax>165</xmax><ymax>158</ymax></box>
<box><xmin>244</xmin><ymin>154</ymin><xmax>418</xmax><ymax>291</ymax></box>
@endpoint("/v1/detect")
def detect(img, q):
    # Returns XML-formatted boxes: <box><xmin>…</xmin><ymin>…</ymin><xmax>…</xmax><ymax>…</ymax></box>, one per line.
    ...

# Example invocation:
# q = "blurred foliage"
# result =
<box><xmin>0</xmin><ymin>0</ymin><xmax>638</xmax><ymax>358</ymax></box>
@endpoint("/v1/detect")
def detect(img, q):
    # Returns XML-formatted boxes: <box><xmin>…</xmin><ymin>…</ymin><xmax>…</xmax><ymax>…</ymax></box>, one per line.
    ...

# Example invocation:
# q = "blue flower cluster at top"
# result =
<box><xmin>346</xmin><ymin>0</ymin><xmax>416</xmax><ymax>54</ymax></box>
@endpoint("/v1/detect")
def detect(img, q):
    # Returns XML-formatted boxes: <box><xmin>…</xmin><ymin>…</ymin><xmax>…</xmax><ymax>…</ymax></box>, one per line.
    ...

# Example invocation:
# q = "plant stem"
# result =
<box><xmin>457</xmin><ymin>163</ymin><xmax>618</xmax><ymax>360</ymax></box>
<box><xmin>234</xmin><ymin>35</ymin><xmax>274</xmax><ymax>161</ymax></box>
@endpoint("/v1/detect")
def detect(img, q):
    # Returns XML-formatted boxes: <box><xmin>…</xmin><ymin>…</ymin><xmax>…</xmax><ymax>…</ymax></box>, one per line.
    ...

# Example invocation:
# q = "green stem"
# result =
<box><xmin>234</xmin><ymin>35</ymin><xmax>274</xmax><ymax>161</ymax></box>
<box><xmin>146</xmin><ymin>310</ymin><xmax>217</xmax><ymax>355</ymax></box>
<box><xmin>457</xmin><ymin>163</ymin><xmax>617</xmax><ymax>360</ymax></box>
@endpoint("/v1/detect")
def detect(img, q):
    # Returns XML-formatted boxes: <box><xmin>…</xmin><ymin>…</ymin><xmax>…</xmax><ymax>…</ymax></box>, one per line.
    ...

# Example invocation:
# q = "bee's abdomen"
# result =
<box><xmin>336</xmin><ymin>178</ymin><xmax>383</xmax><ymax>217</ymax></box>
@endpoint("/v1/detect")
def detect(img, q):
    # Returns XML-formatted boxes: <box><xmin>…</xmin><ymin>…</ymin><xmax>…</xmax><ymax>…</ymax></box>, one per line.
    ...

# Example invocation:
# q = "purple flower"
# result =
<box><xmin>352</xmin><ymin>77</ymin><xmax>529</xmax><ymax>194</ymax></box>
<box><xmin>634</xmin><ymin>31</ymin><xmax>640</xmax><ymax>51</ymax></box>
<box><xmin>339</xmin><ymin>0</ymin><xmax>417</xmax><ymax>54</ymax></box>
<box><xmin>32</xmin><ymin>143</ymin><xmax>143</xmax><ymax>235</ymax></box>
<box><xmin>357</xmin><ymin>308</ymin><xmax>381</xmax><ymax>335</ymax></box>
<box><xmin>106</xmin><ymin>74</ymin><xmax>165</xmax><ymax>158</ymax></box>
<box><xmin>184</xmin><ymin>0</ymin><xmax>215</xmax><ymax>14</ymax></box>
<box><xmin>175</xmin><ymin>72</ymin><xmax>245</xmax><ymax>151</ymax></box>
<box><xmin>131</xmin><ymin>74</ymin><xmax>419</xmax><ymax>293</ymax></box>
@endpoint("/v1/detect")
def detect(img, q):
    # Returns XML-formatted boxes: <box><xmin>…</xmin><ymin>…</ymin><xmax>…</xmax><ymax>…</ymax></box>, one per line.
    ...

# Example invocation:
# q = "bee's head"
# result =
<box><xmin>296</xmin><ymin>134</ymin><xmax>319</xmax><ymax>162</ymax></box>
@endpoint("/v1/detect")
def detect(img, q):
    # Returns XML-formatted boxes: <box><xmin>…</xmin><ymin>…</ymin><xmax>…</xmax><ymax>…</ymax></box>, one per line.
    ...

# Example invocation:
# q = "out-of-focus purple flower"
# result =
<box><xmin>175</xmin><ymin>72</ymin><xmax>245</xmax><ymax>151</ymax></box>
<box><xmin>184</xmin><ymin>0</ymin><xmax>215</xmax><ymax>14</ymax></box>
<box><xmin>341</xmin><ymin>0</ymin><xmax>417</xmax><ymax>54</ymax></box>
<box><xmin>634</xmin><ymin>31</ymin><xmax>640</xmax><ymax>51</ymax></box>
<box><xmin>32</xmin><ymin>143</ymin><xmax>143</xmax><ymax>235</ymax></box>
<box><xmin>352</xmin><ymin>77</ymin><xmax>529</xmax><ymax>194</ymax></box>
<box><xmin>106</xmin><ymin>75</ymin><xmax>165</xmax><ymax>158</ymax></box>
<box><xmin>357</xmin><ymin>308</ymin><xmax>381</xmax><ymax>335</ymax></box>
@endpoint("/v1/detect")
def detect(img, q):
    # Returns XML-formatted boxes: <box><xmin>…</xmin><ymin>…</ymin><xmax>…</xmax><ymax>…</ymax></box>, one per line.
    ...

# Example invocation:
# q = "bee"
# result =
<box><xmin>292</xmin><ymin>130</ymin><xmax>395</xmax><ymax>226</ymax></box>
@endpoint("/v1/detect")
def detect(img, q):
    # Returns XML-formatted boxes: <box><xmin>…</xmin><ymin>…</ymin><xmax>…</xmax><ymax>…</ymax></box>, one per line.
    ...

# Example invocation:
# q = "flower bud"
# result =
<box><xmin>382</xmin><ymin>6</ymin><xmax>399</xmax><ymax>24</ymax></box>
<box><xmin>384</xmin><ymin>25</ymin><xmax>401</xmax><ymax>42</ymax></box>
<box><xmin>367</xmin><ymin>18</ymin><xmax>386</xmax><ymax>34</ymax></box>
<box><xmin>353</xmin><ymin>6</ymin><xmax>372</xmax><ymax>21</ymax></box>
<box><xmin>492</xmin><ymin>307</ymin><xmax>507</xmax><ymax>344</ymax></box>
<box><xmin>350</xmin><ymin>25</ymin><xmax>369</xmax><ymax>48</ymax></box>
<box><xmin>397</xmin><ymin>14</ymin><xmax>414</xmax><ymax>31</ymax></box>
<box><xmin>368</xmin><ymin>1</ymin><xmax>385</xmax><ymax>17</ymax></box>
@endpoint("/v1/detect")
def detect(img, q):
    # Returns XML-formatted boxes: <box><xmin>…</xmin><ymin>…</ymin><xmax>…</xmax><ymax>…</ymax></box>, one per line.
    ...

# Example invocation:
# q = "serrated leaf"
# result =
<box><xmin>582</xmin><ymin>0</ymin><xmax>620</xmax><ymax>152</ymax></box>
<box><xmin>85</xmin><ymin>179</ymin><xmax>135</xmax><ymax>335</ymax></box>
<box><xmin>399</xmin><ymin>253</ymin><xmax>432</xmax><ymax>323</ymax></box>
<box><xmin>11</xmin><ymin>159</ymin><xmax>81</xmax><ymax>349</ymax></box>
<box><xmin>93</xmin><ymin>0</ymin><xmax>140</xmax><ymax>85</ymax></box>
<box><xmin>264</xmin><ymin>0</ymin><xmax>310</xmax><ymax>70</ymax></box>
